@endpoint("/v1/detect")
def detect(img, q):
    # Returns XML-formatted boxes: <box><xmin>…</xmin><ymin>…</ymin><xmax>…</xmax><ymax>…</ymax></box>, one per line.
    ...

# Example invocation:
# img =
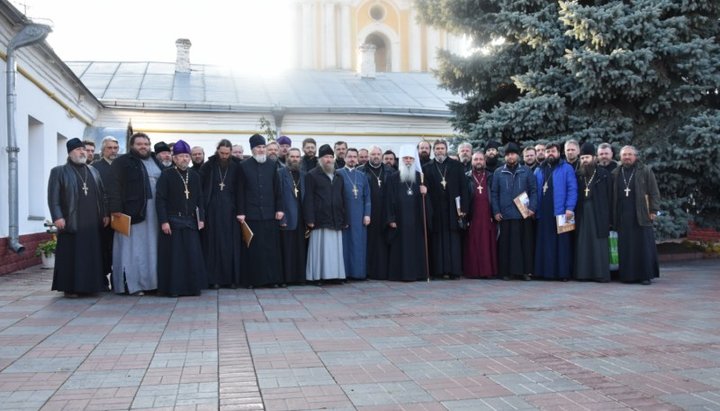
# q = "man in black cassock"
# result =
<box><xmin>422</xmin><ymin>139</ymin><xmax>467</xmax><ymax>279</ymax></box>
<box><xmin>48</xmin><ymin>138</ymin><xmax>108</xmax><ymax>297</ymax></box>
<box><xmin>611</xmin><ymin>146</ymin><xmax>660</xmax><ymax>285</ymax></box>
<box><xmin>484</xmin><ymin>140</ymin><xmax>502</xmax><ymax>173</ymax></box>
<box><xmin>358</xmin><ymin>145</ymin><xmax>395</xmax><ymax>280</ymax></box>
<box><xmin>236</xmin><ymin>134</ymin><xmax>284</xmax><ymax>288</ymax></box>
<box><xmin>199</xmin><ymin>139</ymin><xmax>242</xmax><ymax>288</ymax></box>
<box><xmin>92</xmin><ymin>136</ymin><xmax>119</xmax><ymax>289</ymax></box>
<box><xmin>575</xmin><ymin>143</ymin><xmax>611</xmax><ymax>282</ymax></box>
<box><xmin>386</xmin><ymin>145</ymin><xmax>431</xmax><ymax>281</ymax></box>
<box><xmin>279</xmin><ymin>148</ymin><xmax>308</xmax><ymax>284</ymax></box>
<box><xmin>301</xmin><ymin>138</ymin><xmax>318</xmax><ymax>172</ymax></box>
<box><xmin>156</xmin><ymin>140</ymin><xmax>207</xmax><ymax>297</ymax></box>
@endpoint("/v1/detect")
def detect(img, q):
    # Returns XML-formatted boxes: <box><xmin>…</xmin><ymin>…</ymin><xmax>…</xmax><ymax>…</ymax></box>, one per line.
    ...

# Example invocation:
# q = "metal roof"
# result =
<box><xmin>65</xmin><ymin>61</ymin><xmax>456</xmax><ymax>117</ymax></box>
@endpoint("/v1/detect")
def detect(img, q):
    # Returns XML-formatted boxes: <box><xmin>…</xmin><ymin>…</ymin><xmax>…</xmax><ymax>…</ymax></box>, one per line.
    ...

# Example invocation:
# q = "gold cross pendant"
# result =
<box><xmin>441</xmin><ymin>178</ymin><xmax>447</xmax><ymax>190</ymax></box>
<box><xmin>352</xmin><ymin>185</ymin><xmax>359</xmax><ymax>199</ymax></box>
<box><xmin>584</xmin><ymin>187</ymin><xmax>590</xmax><ymax>197</ymax></box>
<box><xmin>624</xmin><ymin>187</ymin><xmax>631</xmax><ymax>197</ymax></box>
<box><xmin>477</xmin><ymin>185</ymin><xmax>483</xmax><ymax>194</ymax></box>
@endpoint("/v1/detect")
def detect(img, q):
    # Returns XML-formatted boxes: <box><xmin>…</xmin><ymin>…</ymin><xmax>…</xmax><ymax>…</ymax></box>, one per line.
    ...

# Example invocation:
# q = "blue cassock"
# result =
<box><xmin>338</xmin><ymin>167</ymin><xmax>371</xmax><ymax>279</ymax></box>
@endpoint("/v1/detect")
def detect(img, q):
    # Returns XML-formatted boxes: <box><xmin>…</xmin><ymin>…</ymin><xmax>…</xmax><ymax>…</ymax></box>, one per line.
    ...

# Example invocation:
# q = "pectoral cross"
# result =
<box><xmin>352</xmin><ymin>185</ymin><xmax>359</xmax><ymax>199</ymax></box>
<box><xmin>477</xmin><ymin>185</ymin><xmax>483</xmax><ymax>194</ymax></box>
<box><xmin>293</xmin><ymin>186</ymin><xmax>299</xmax><ymax>198</ymax></box>
<box><xmin>441</xmin><ymin>178</ymin><xmax>447</xmax><ymax>190</ymax></box>
<box><xmin>219</xmin><ymin>182</ymin><xmax>225</xmax><ymax>191</ymax></box>
<box><xmin>584</xmin><ymin>186</ymin><xmax>590</xmax><ymax>197</ymax></box>
<box><xmin>377</xmin><ymin>178</ymin><xmax>381</xmax><ymax>188</ymax></box>
<box><xmin>184</xmin><ymin>188</ymin><xmax>190</xmax><ymax>199</ymax></box>
<box><xmin>624</xmin><ymin>187</ymin><xmax>631</xmax><ymax>197</ymax></box>
<box><xmin>543</xmin><ymin>181</ymin><xmax>548</xmax><ymax>194</ymax></box>
<box><xmin>81</xmin><ymin>183</ymin><xmax>88</xmax><ymax>196</ymax></box>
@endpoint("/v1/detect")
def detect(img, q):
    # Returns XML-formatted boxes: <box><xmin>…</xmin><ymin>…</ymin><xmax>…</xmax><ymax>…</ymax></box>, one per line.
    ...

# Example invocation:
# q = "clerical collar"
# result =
<box><xmin>369</xmin><ymin>163</ymin><xmax>382</xmax><ymax>169</ymax></box>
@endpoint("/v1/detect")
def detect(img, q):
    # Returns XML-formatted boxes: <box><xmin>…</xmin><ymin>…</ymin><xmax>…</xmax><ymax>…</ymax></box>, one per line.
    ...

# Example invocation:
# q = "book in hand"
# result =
<box><xmin>111</xmin><ymin>213</ymin><xmax>131</xmax><ymax>236</ymax></box>
<box><xmin>513</xmin><ymin>191</ymin><xmax>532</xmax><ymax>219</ymax></box>
<box><xmin>240</xmin><ymin>221</ymin><xmax>254</xmax><ymax>248</ymax></box>
<box><xmin>556</xmin><ymin>214</ymin><xmax>575</xmax><ymax>234</ymax></box>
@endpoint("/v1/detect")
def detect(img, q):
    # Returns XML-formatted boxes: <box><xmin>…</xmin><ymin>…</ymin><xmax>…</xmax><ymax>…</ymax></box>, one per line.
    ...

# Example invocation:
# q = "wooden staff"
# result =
<box><xmin>421</xmin><ymin>172</ymin><xmax>430</xmax><ymax>283</ymax></box>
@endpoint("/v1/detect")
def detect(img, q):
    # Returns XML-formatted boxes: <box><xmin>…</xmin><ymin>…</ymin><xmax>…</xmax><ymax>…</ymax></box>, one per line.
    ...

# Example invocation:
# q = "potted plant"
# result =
<box><xmin>35</xmin><ymin>237</ymin><xmax>56</xmax><ymax>269</ymax></box>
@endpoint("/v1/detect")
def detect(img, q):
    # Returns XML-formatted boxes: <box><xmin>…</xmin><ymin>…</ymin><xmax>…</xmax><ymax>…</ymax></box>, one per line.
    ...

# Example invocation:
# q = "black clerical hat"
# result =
<box><xmin>504</xmin><ymin>142</ymin><xmax>520</xmax><ymax>155</ymax></box>
<box><xmin>66</xmin><ymin>138</ymin><xmax>84</xmax><ymax>153</ymax></box>
<box><xmin>249</xmin><ymin>134</ymin><xmax>266</xmax><ymax>149</ymax></box>
<box><xmin>318</xmin><ymin>144</ymin><xmax>334</xmax><ymax>158</ymax></box>
<box><xmin>580</xmin><ymin>142</ymin><xmax>595</xmax><ymax>156</ymax></box>
<box><xmin>154</xmin><ymin>141</ymin><xmax>171</xmax><ymax>154</ymax></box>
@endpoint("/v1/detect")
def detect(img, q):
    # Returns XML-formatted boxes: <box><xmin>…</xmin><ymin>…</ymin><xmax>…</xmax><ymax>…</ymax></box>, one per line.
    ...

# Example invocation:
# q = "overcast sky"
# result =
<box><xmin>11</xmin><ymin>0</ymin><xmax>294</xmax><ymax>73</ymax></box>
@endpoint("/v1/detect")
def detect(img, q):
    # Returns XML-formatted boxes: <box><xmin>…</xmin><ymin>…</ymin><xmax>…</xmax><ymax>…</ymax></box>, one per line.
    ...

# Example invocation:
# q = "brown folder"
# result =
<box><xmin>513</xmin><ymin>191</ymin><xmax>532</xmax><ymax>219</ymax></box>
<box><xmin>111</xmin><ymin>213</ymin><xmax>131</xmax><ymax>236</ymax></box>
<box><xmin>556</xmin><ymin>214</ymin><xmax>576</xmax><ymax>234</ymax></box>
<box><xmin>241</xmin><ymin>221</ymin><xmax>254</xmax><ymax>248</ymax></box>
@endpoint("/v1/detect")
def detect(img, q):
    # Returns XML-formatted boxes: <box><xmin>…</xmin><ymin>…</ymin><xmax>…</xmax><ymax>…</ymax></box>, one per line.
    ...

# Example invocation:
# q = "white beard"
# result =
<box><xmin>399</xmin><ymin>164</ymin><xmax>416</xmax><ymax>184</ymax></box>
<box><xmin>162</xmin><ymin>160</ymin><xmax>173</xmax><ymax>167</ymax></box>
<box><xmin>254</xmin><ymin>154</ymin><xmax>267</xmax><ymax>163</ymax></box>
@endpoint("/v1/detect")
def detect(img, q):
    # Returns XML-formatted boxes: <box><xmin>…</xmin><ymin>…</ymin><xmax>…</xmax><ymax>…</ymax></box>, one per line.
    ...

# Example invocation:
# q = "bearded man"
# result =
<box><xmin>199</xmin><ymin>139</ymin><xmax>243</xmax><ymax>288</ymax></box>
<box><xmin>236</xmin><ymin>134</ymin><xmax>284</xmax><ymax>288</ymax></box>
<box><xmin>156</xmin><ymin>140</ymin><xmax>207</xmax><ymax>296</ymax></box>
<box><xmin>574</xmin><ymin>142</ymin><xmax>611</xmax><ymax>282</ymax></box>
<box><xmin>48</xmin><ymin>138</ymin><xmax>108</xmax><ymax>297</ymax></box>
<box><xmin>278</xmin><ymin>148</ymin><xmax>308</xmax><ymax>284</ymax></box>
<box><xmin>109</xmin><ymin>132</ymin><xmax>163</xmax><ymax>295</ymax></box>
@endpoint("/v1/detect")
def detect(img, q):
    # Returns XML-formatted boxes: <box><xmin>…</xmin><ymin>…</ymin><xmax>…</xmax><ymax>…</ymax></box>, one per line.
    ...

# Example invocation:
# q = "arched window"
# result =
<box><xmin>365</xmin><ymin>32</ymin><xmax>389</xmax><ymax>72</ymax></box>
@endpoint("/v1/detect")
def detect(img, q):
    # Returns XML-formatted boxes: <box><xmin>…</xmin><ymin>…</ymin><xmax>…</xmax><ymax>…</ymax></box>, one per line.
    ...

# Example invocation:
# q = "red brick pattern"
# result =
<box><xmin>0</xmin><ymin>233</ymin><xmax>50</xmax><ymax>275</ymax></box>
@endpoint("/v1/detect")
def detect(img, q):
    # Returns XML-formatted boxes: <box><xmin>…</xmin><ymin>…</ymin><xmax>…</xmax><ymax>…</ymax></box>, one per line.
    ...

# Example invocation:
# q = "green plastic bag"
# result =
<box><xmin>609</xmin><ymin>231</ymin><xmax>619</xmax><ymax>270</ymax></box>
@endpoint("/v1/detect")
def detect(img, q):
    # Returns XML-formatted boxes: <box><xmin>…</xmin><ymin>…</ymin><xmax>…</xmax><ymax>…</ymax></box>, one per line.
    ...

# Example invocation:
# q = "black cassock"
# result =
<box><xmin>237</xmin><ymin>158</ymin><xmax>283</xmax><ymax>287</ymax></box>
<box><xmin>360</xmin><ymin>163</ymin><xmax>395</xmax><ymax>280</ymax></box>
<box><xmin>156</xmin><ymin>167</ymin><xmax>207</xmax><ymax>296</ymax></box>
<box><xmin>51</xmin><ymin>164</ymin><xmax>106</xmax><ymax>294</ymax></box>
<box><xmin>422</xmin><ymin>158</ymin><xmax>467</xmax><ymax>277</ymax></box>
<box><xmin>199</xmin><ymin>156</ymin><xmax>242</xmax><ymax>287</ymax></box>
<box><xmin>385</xmin><ymin>172</ymin><xmax>432</xmax><ymax>281</ymax></box>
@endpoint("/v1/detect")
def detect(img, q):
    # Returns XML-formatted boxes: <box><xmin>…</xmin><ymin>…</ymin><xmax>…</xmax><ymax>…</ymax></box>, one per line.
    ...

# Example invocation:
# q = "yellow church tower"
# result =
<box><xmin>292</xmin><ymin>0</ymin><xmax>463</xmax><ymax>73</ymax></box>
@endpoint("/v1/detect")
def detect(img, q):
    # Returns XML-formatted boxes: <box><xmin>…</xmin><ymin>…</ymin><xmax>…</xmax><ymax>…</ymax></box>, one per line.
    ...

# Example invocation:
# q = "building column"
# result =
<box><xmin>409</xmin><ymin>9</ymin><xmax>422</xmax><ymax>71</ymax></box>
<box><xmin>340</xmin><ymin>4</ymin><xmax>352</xmax><ymax>70</ymax></box>
<box><xmin>323</xmin><ymin>3</ymin><xmax>337</xmax><ymax>69</ymax></box>
<box><xmin>426</xmin><ymin>27</ymin><xmax>440</xmax><ymax>71</ymax></box>
<box><xmin>301</xmin><ymin>2</ymin><xmax>315</xmax><ymax>69</ymax></box>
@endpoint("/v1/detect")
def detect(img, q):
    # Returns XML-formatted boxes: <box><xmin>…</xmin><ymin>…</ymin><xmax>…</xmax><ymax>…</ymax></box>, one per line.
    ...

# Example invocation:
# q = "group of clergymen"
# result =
<box><xmin>47</xmin><ymin>132</ymin><xmax>660</xmax><ymax>298</ymax></box>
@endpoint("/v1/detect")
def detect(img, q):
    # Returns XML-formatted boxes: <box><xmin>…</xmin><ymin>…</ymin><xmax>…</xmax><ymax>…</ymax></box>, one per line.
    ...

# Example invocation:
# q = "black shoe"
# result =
<box><xmin>210</xmin><ymin>284</ymin><xmax>220</xmax><ymax>289</ymax></box>
<box><xmin>641</xmin><ymin>280</ymin><xmax>651</xmax><ymax>285</ymax></box>
<box><xmin>502</xmin><ymin>276</ymin><xmax>510</xmax><ymax>281</ymax></box>
<box><xmin>522</xmin><ymin>274</ymin><xmax>531</xmax><ymax>281</ymax></box>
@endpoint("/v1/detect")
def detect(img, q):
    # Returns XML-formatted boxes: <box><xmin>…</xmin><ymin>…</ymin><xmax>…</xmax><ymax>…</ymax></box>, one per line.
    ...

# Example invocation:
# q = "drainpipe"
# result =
<box><xmin>6</xmin><ymin>23</ymin><xmax>52</xmax><ymax>254</ymax></box>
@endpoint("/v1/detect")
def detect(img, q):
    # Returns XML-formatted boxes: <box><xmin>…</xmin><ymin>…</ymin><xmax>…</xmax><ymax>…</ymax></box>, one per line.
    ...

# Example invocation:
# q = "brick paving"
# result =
<box><xmin>0</xmin><ymin>259</ymin><xmax>717</xmax><ymax>410</ymax></box>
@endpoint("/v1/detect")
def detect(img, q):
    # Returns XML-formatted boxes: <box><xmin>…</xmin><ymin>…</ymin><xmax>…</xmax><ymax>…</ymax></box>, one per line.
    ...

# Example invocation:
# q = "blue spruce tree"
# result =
<box><xmin>417</xmin><ymin>0</ymin><xmax>720</xmax><ymax>238</ymax></box>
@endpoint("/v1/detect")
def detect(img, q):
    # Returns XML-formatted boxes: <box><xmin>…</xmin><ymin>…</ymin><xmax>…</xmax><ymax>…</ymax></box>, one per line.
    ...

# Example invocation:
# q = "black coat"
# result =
<box><xmin>302</xmin><ymin>155</ymin><xmax>318</xmax><ymax>172</ymax></box>
<box><xmin>155</xmin><ymin>167</ymin><xmax>205</xmax><ymax>225</ymax></box>
<box><xmin>108</xmin><ymin>152</ymin><xmax>162</xmax><ymax>224</ymax></box>
<box><xmin>91</xmin><ymin>158</ymin><xmax>113</xmax><ymax>188</ymax></box>
<box><xmin>48</xmin><ymin>162</ymin><xmax>107</xmax><ymax>233</ymax></box>
<box><xmin>576</xmin><ymin>167</ymin><xmax>611</xmax><ymax>238</ymax></box>
<box><xmin>198</xmin><ymin>155</ymin><xmax>241</xmax><ymax>209</ymax></box>
<box><xmin>236</xmin><ymin>158</ymin><xmax>283</xmax><ymax>220</ymax></box>
<box><xmin>422</xmin><ymin>158</ymin><xmax>468</xmax><ymax>233</ymax></box>
<box><xmin>304</xmin><ymin>167</ymin><xmax>346</xmax><ymax>229</ymax></box>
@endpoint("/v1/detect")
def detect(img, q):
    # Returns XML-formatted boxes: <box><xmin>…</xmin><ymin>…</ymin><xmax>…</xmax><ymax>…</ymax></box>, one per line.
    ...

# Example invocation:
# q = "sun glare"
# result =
<box><xmin>13</xmin><ymin>0</ymin><xmax>295</xmax><ymax>74</ymax></box>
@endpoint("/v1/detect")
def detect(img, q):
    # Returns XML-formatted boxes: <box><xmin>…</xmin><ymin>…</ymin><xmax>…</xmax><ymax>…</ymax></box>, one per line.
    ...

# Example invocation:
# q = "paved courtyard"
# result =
<box><xmin>0</xmin><ymin>260</ymin><xmax>718</xmax><ymax>410</ymax></box>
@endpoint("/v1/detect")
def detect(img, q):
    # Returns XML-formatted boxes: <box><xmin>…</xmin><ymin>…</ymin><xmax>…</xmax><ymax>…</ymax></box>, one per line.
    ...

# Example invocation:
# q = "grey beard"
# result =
<box><xmin>399</xmin><ymin>165</ymin><xmax>416</xmax><ymax>184</ymax></box>
<box><xmin>435</xmin><ymin>155</ymin><xmax>446</xmax><ymax>163</ymax></box>
<box><xmin>254</xmin><ymin>154</ymin><xmax>267</xmax><ymax>163</ymax></box>
<box><xmin>162</xmin><ymin>160</ymin><xmax>173</xmax><ymax>167</ymax></box>
<box><xmin>70</xmin><ymin>155</ymin><xmax>86</xmax><ymax>165</ymax></box>
<box><xmin>321</xmin><ymin>162</ymin><xmax>335</xmax><ymax>174</ymax></box>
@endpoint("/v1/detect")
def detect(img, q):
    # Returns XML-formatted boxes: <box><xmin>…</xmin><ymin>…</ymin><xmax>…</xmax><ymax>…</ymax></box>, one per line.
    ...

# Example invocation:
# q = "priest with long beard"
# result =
<box><xmin>199</xmin><ymin>139</ymin><xmax>243</xmax><ymax>288</ymax></box>
<box><xmin>155</xmin><ymin>140</ymin><xmax>207</xmax><ymax>297</ymax></box>
<box><xmin>386</xmin><ymin>145</ymin><xmax>431</xmax><ymax>281</ymax></box>
<box><xmin>48</xmin><ymin>138</ymin><xmax>109</xmax><ymax>297</ymax></box>
<box><xmin>236</xmin><ymin>134</ymin><xmax>284</xmax><ymax>288</ymax></box>
<box><xmin>304</xmin><ymin>144</ymin><xmax>347</xmax><ymax>283</ymax></box>
<box><xmin>574</xmin><ymin>143</ymin><xmax>611</xmax><ymax>282</ymax></box>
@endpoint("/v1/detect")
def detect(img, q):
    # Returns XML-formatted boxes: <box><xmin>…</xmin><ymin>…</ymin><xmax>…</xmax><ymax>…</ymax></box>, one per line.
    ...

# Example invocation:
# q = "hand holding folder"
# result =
<box><xmin>111</xmin><ymin>213</ymin><xmax>131</xmax><ymax>236</ymax></box>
